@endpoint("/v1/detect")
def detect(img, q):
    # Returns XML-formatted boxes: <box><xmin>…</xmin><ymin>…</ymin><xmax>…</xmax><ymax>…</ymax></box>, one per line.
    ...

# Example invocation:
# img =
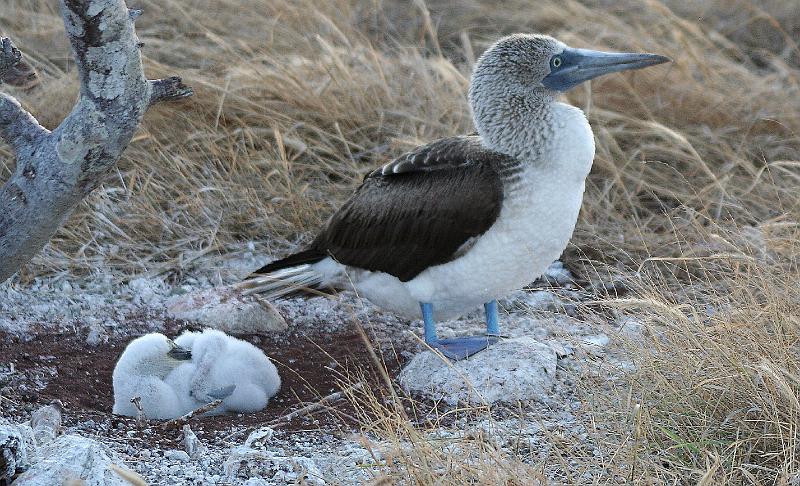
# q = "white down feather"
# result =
<box><xmin>174</xmin><ymin>329</ymin><xmax>281</xmax><ymax>414</ymax></box>
<box><xmin>112</xmin><ymin>333</ymin><xmax>189</xmax><ymax>420</ymax></box>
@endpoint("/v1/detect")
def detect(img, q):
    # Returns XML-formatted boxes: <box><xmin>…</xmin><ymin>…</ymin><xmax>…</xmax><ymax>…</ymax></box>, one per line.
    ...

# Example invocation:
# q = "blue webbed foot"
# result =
<box><xmin>206</xmin><ymin>384</ymin><xmax>236</xmax><ymax>401</ymax></box>
<box><xmin>419</xmin><ymin>301</ymin><xmax>502</xmax><ymax>361</ymax></box>
<box><xmin>430</xmin><ymin>335</ymin><xmax>501</xmax><ymax>360</ymax></box>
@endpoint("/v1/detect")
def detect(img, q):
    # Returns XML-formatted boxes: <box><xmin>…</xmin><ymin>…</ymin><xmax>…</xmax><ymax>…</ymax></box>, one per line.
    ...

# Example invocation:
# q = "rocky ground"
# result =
<box><xmin>0</xmin><ymin>255</ymin><xmax>637</xmax><ymax>485</ymax></box>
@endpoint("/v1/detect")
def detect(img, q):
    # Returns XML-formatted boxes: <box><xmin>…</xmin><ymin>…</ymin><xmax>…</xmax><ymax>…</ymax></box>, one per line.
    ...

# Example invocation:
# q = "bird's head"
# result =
<box><xmin>117</xmin><ymin>332</ymin><xmax>193</xmax><ymax>379</ymax></box>
<box><xmin>469</xmin><ymin>34</ymin><xmax>669</xmax><ymax>143</ymax></box>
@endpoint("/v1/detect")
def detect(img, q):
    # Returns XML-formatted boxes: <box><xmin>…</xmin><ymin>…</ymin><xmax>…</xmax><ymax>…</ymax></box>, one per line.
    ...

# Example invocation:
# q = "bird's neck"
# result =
<box><xmin>472</xmin><ymin>92</ymin><xmax>568</xmax><ymax>162</ymax></box>
<box><xmin>134</xmin><ymin>358</ymin><xmax>175</xmax><ymax>379</ymax></box>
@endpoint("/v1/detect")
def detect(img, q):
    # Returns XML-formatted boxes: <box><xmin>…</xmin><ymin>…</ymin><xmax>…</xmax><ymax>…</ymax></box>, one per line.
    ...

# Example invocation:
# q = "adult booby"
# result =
<box><xmin>245</xmin><ymin>34</ymin><xmax>669</xmax><ymax>359</ymax></box>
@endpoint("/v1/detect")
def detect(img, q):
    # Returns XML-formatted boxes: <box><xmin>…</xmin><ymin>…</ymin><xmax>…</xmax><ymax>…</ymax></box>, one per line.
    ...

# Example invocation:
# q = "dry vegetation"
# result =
<box><xmin>3</xmin><ymin>0</ymin><xmax>800</xmax><ymax>483</ymax></box>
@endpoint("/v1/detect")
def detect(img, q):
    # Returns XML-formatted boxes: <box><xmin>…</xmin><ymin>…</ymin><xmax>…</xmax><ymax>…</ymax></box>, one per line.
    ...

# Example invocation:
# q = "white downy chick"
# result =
<box><xmin>164</xmin><ymin>361</ymin><xmax>204</xmax><ymax>416</ymax></box>
<box><xmin>112</xmin><ymin>333</ymin><xmax>193</xmax><ymax>419</ymax></box>
<box><xmin>165</xmin><ymin>330</ymin><xmax>237</xmax><ymax>415</ymax></box>
<box><xmin>175</xmin><ymin>329</ymin><xmax>281</xmax><ymax>414</ymax></box>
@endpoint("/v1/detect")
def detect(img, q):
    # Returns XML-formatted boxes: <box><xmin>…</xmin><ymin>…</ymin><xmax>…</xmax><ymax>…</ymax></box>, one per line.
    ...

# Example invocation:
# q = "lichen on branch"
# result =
<box><xmin>0</xmin><ymin>1</ymin><xmax>193</xmax><ymax>283</ymax></box>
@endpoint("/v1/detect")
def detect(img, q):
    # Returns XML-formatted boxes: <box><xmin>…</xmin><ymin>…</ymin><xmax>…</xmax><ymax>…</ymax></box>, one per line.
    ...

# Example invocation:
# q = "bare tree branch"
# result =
<box><xmin>0</xmin><ymin>38</ymin><xmax>39</xmax><ymax>90</ymax></box>
<box><xmin>0</xmin><ymin>39</ymin><xmax>22</xmax><ymax>78</ymax></box>
<box><xmin>0</xmin><ymin>0</ymin><xmax>193</xmax><ymax>282</ymax></box>
<box><xmin>0</xmin><ymin>93</ymin><xmax>49</xmax><ymax>152</ymax></box>
<box><xmin>149</xmin><ymin>77</ymin><xmax>194</xmax><ymax>106</ymax></box>
<box><xmin>161</xmin><ymin>399</ymin><xmax>223</xmax><ymax>429</ymax></box>
<box><xmin>0</xmin><ymin>40</ymin><xmax>48</xmax><ymax>147</ymax></box>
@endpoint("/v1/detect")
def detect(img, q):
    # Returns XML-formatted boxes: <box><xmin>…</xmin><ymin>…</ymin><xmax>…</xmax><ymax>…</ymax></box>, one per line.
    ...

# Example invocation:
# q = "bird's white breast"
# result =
<box><xmin>330</xmin><ymin>103</ymin><xmax>595</xmax><ymax>320</ymax></box>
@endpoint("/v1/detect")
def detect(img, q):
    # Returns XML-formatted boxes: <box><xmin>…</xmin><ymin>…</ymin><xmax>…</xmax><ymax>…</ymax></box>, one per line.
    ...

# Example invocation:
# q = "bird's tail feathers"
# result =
<box><xmin>238</xmin><ymin>264</ymin><xmax>327</xmax><ymax>299</ymax></box>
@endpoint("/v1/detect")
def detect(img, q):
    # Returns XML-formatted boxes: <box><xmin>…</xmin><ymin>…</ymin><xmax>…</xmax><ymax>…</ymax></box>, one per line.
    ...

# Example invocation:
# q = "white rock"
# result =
<box><xmin>0</xmin><ymin>418</ymin><xmax>35</xmax><ymax>482</ymax></box>
<box><xmin>276</xmin><ymin>456</ymin><xmax>326</xmax><ymax>485</ymax></box>
<box><xmin>243</xmin><ymin>478</ymin><xmax>271</xmax><ymax>486</ymax></box>
<box><xmin>244</xmin><ymin>427</ymin><xmax>275</xmax><ymax>448</ymax></box>
<box><xmin>165</xmin><ymin>449</ymin><xmax>190</xmax><ymax>462</ymax></box>
<box><xmin>223</xmin><ymin>427</ymin><xmax>325</xmax><ymax>484</ymax></box>
<box><xmin>399</xmin><ymin>337</ymin><xmax>557</xmax><ymax>405</ymax></box>
<box><xmin>542</xmin><ymin>260</ymin><xmax>575</xmax><ymax>286</ymax></box>
<box><xmin>167</xmin><ymin>286</ymin><xmax>287</xmax><ymax>335</ymax></box>
<box><xmin>582</xmin><ymin>334</ymin><xmax>610</xmax><ymax>348</ymax></box>
<box><xmin>182</xmin><ymin>425</ymin><xmax>206</xmax><ymax>458</ymax></box>
<box><xmin>616</xmin><ymin>317</ymin><xmax>646</xmax><ymax>340</ymax></box>
<box><xmin>12</xmin><ymin>434</ymin><xmax>130</xmax><ymax>486</ymax></box>
<box><xmin>30</xmin><ymin>400</ymin><xmax>64</xmax><ymax>446</ymax></box>
<box><xmin>518</xmin><ymin>290</ymin><xmax>564</xmax><ymax>310</ymax></box>
<box><xmin>128</xmin><ymin>277</ymin><xmax>166</xmax><ymax>306</ymax></box>
<box><xmin>223</xmin><ymin>428</ymin><xmax>274</xmax><ymax>478</ymax></box>
<box><xmin>548</xmin><ymin>341</ymin><xmax>574</xmax><ymax>359</ymax></box>
<box><xmin>85</xmin><ymin>320</ymin><xmax>109</xmax><ymax>346</ymax></box>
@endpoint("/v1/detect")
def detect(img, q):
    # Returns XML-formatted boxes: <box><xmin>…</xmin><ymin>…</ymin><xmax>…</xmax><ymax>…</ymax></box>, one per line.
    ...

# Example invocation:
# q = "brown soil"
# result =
<box><xmin>0</xmin><ymin>319</ymin><xmax>405</xmax><ymax>449</ymax></box>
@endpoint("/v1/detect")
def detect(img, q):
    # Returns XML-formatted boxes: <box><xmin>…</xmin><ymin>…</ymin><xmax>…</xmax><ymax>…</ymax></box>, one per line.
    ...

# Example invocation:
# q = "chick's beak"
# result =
<box><xmin>542</xmin><ymin>46</ymin><xmax>670</xmax><ymax>92</ymax></box>
<box><xmin>167</xmin><ymin>345</ymin><xmax>192</xmax><ymax>360</ymax></box>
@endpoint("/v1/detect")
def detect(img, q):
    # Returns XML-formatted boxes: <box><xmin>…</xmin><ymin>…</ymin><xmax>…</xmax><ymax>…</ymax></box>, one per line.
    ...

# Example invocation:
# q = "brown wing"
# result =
<box><xmin>309</xmin><ymin>136</ymin><xmax>512</xmax><ymax>282</ymax></box>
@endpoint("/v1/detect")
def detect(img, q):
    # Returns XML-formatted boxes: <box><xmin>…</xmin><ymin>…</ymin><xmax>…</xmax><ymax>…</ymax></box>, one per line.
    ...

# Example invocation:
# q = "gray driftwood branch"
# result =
<box><xmin>0</xmin><ymin>37</ymin><xmax>39</xmax><ymax>89</ymax></box>
<box><xmin>0</xmin><ymin>0</ymin><xmax>193</xmax><ymax>282</ymax></box>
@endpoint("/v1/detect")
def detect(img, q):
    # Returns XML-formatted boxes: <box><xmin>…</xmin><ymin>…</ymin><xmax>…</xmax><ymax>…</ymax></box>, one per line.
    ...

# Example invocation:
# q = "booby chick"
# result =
<box><xmin>174</xmin><ymin>329</ymin><xmax>281</xmax><ymax>414</ymax></box>
<box><xmin>244</xmin><ymin>34</ymin><xmax>669</xmax><ymax>360</ymax></box>
<box><xmin>112</xmin><ymin>333</ymin><xmax>193</xmax><ymax>419</ymax></box>
<box><xmin>163</xmin><ymin>361</ymin><xmax>204</xmax><ymax>414</ymax></box>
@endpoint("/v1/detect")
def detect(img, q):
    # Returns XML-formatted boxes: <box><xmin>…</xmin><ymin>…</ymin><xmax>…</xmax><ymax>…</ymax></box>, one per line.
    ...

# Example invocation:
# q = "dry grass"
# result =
<box><xmin>3</xmin><ymin>0</ymin><xmax>800</xmax><ymax>483</ymax></box>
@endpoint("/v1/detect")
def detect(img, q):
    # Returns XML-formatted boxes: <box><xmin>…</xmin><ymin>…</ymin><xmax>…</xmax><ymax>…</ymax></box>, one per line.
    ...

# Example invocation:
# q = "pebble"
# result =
<box><xmin>165</xmin><ymin>449</ymin><xmax>191</xmax><ymax>462</ymax></box>
<box><xmin>582</xmin><ymin>334</ymin><xmax>610</xmax><ymax>348</ymax></box>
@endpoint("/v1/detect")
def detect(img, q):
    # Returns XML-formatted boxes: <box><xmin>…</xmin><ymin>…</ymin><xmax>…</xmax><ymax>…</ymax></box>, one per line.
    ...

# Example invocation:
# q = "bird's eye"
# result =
<box><xmin>551</xmin><ymin>56</ymin><xmax>563</xmax><ymax>69</ymax></box>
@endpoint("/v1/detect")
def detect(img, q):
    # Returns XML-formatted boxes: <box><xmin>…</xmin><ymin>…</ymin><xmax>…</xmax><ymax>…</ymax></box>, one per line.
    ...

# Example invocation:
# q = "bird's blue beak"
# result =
<box><xmin>542</xmin><ymin>47</ymin><xmax>670</xmax><ymax>92</ymax></box>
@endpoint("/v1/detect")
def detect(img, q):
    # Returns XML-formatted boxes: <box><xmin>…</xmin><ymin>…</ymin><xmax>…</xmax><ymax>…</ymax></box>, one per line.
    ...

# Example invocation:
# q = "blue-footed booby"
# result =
<box><xmin>244</xmin><ymin>34</ymin><xmax>669</xmax><ymax>359</ymax></box>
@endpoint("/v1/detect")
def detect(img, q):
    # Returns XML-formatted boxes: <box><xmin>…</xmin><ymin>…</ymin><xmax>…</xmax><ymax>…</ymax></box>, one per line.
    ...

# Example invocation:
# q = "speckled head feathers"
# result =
<box><xmin>468</xmin><ymin>34</ymin><xmax>668</xmax><ymax>156</ymax></box>
<box><xmin>468</xmin><ymin>34</ymin><xmax>567</xmax><ymax>156</ymax></box>
<box><xmin>470</xmin><ymin>34</ymin><xmax>565</xmax><ymax>92</ymax></box>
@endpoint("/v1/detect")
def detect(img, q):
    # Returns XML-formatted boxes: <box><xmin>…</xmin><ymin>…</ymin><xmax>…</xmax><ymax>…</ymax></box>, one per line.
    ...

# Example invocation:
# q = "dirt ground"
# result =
<box><xmin>0</xmin><ymin>315</ymin><xmax>406</xmax><ymax>451</ymax></box>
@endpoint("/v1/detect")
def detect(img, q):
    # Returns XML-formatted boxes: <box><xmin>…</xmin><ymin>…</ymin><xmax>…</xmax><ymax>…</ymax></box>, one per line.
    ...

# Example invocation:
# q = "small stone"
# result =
<box><xmin>85</xmin><ymin>321</ymin><xmax>109</xmax><ymax>346</ymax></box>
<box><xmin>616</xmin><ymin>317</ymin><xmax>646</xmax><ymax>340</ymax></box>
<box><xmin>549</xmin><ymin>341</ymin><xmax>574</xmax><ymax>359</ymax></box>
<box><xmin>582</xmin><ymin>334</ymin><xmax>609</xmax><ymax>348</ymax></box>
<box><xmin>167</xmin><ymin>287</ymin><xmax>287</xmax><ymax>335</ymax></box>
<box><xmin>243</xmin><ymin>478</ymin><xmax>271</xmax><ymax>486</ymax></box>
<box><xmin>30</xmin><ymin>400</ymin><xmax>64</xmax><ymax>446</ymax></box>
<box><xmin>164</xmin><ymin>449</ymin><xmax>190</xmax><ymax>462</ymax></box>
<box><xmin>0</xmin><ymin>418</ymin><xmax>35</xmax><ymax>481</ymax></box>
<box><xmin>13</xmin><ymin>435</ymin><xmax>129</xmax><ymax>485</ymax></box>
<box><xmin>182</xmin><ymin>425</ymin><xmax>206</xmax><ymax>458</ymax></box>
<box><xmin>244</xmin><ymin>427</ymin><xmax>274</xmax><ymax>448</ymax></box>
<box><xmin>541</xmin><ymin>260</ymin><xmax>575</xmax><ymax>286</ymax></box>
<box><xmin>399</xmin><ymin>337</ymin><xmax>557</xmax><ymax>405</ymax></box>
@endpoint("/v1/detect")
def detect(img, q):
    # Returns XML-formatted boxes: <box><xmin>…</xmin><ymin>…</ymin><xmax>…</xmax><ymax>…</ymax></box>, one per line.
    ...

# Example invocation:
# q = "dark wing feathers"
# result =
<box><xmin>372</xmin><ymin>136</ymin><xmax>480</xmax><ymax>176</ymax></box>
<box><xmin>254</xmin><ymin>136</ymin><xmax>514</xmax><ymax>282</ymax></box>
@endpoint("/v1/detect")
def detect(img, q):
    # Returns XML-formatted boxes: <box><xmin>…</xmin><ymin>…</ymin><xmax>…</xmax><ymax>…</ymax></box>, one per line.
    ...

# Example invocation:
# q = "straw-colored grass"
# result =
<box><xmin>3</xmin><ymin>0</ymin><xmax>800</xmax><ymax>482</ymax></box>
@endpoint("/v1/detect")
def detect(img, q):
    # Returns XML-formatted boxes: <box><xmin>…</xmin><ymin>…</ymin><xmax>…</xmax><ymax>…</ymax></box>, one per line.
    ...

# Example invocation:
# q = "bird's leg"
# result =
<box><xmin>485</xmin><ymin>299</ymin><xmax>500</xmax><ymax>336</ymax></box>
<box><xmin>420</xmin><ymin>302</ymin><xmax>437</xmax><ymax>344</ymax></box>
<box><xmin>419</xmin><ymin>301</ymin><xmax>499</xmax><ymax>361</ymax></box>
